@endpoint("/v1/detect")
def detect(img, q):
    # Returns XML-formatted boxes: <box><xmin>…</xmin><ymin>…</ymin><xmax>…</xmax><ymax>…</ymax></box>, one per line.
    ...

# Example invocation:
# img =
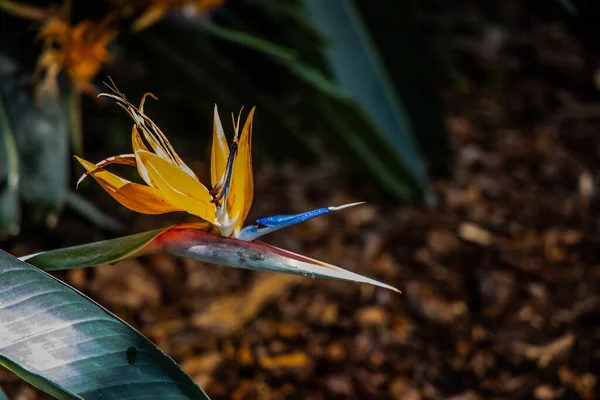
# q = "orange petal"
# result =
<box><xmin>228</xmin><ymin>107</ymin><xmax>255</xmax><ymax>231</ymax></box>
<box><xmin>210</xmin><ymin>105</ymin><xmax>229</xmax><ymax>188</ymax></box>
<box><xmin>76</xmin><ymin>153</ymin><xmax>137</xmax><ymax>188</ymax></box>
<box><xmin>136</xmin><ymin>150</ymin><xmax>217</xmax><ymax>222</ymax></box>
<box><xmin>38</xmin><ymin>20</ymin><xmax>69</xmax><ymax>38</ymax></box>
<box><xmin>75</xmin><ymin>156</ymin><xmax>179</xmax><ymax>214</ymax></box>
<box><xmin>98</xmin><ymin>89</ymin><xmax>197</xmax><ymax>180</ymax></box>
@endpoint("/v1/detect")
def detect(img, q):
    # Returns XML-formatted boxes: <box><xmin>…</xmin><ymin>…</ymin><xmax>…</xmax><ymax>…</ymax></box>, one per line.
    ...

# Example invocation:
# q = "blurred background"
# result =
<box><xmin>1</xmin><ymin>0</ymin><xmax>600</xmax><ymax>398</ymax></box>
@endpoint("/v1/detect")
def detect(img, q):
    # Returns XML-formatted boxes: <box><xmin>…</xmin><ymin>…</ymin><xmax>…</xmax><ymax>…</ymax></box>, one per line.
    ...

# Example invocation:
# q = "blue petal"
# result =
<box><xmin>256</xmin><ymin>207</ymin><xmax>332</xmax><ymax>227</ymax></box>
<box><xmin>237</xmin><ymin>202</ymin><xmax>364</xmax><ymax>241</ymax></box>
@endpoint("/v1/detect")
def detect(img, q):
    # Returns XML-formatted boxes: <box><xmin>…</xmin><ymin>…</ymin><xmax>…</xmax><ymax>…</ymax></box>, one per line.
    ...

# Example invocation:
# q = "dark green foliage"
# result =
<box><xmin>0</xmin><ymin>249</ymin><xmax>210</xmax><ymax>400</ymax></box>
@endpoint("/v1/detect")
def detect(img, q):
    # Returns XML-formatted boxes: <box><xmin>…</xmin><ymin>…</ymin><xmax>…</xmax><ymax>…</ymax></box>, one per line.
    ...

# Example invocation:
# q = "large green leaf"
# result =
<box><xmin>354</xmin><ymin>0</ymin><xmax>450</xmax><ymax>175</ymax></box>
<box><xmin>197</xmin><ymin>1</ymin><xmax>432</xmax><ymax>200</ymax></box>
<box><xmin>300</xmin><ymin>0</ymin><xmax>429</xmax><ymax>194</ymax></box>
<box><xmin>23</xmin><ymin>225</ymin><xmax>399</xmax><ymax>292</ymax></box>
<box><xmin>313</xmin><ymin>97</ymin><xmax>416</xmax><ymax>199</ymax></box>
<box><xmin>0</xmin><ymin>249</ymin><xmax>210</xmax><ymax>399</ymax></box>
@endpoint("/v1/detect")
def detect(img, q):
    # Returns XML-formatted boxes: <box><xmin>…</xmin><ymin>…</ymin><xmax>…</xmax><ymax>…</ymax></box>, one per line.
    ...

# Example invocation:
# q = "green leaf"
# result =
<box><xmin>300</xmin><ymin>0</ymin><xmax>429</xmax><ymax>194</ymax></box>
<box><xmin>354</xmin><ymin>0</ymin><xmax>450</xmax><ymax>175</ymax></box>
<box><xmin>281</xmin><ymin>61</ymin><xmax>349</xmax><ymax>101</ymax></box>
<box><xmin>0</xmin><ymin>250</ymin><xmax>209</xmax><ymax>399</ymax></box>
<box><xmin>23</xmin><ymin>225</ymin><xmax>399</xmax><ymax>292</ymax></box>
<box><xmin>21</xmin><ymin>227</ymin><xmax>169</xmax><ymax>271</ymax></box>
<box><xmin>314</xmin><ymin>98</ymin><xmax>415</xmax><ymax>199</ymax></box>
<box><xmin>188</xmin><ymin>21</ymin><xmax>297</xmax><ymax>61</ymax></box>
<box><xmin>19</xmin><ymin>90</ymin><xmax>69</xmax><ymax>226</ymax></box>
<box><xmin>0</xmin><ymin>73</ymin><xmax>20</xmax><ymax>238</ymax></box>
<box><xmin>0</xmin><ymin>75</ymin><xmax>69</xmax><ymax>228</ymax></box>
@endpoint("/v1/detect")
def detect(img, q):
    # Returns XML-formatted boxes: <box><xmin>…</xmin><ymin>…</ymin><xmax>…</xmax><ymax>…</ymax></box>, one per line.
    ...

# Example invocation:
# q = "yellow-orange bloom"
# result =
<box><xmin>76</xmin><ymin>83</ymin><xmax>254</xmax><ymax>238</ymax></box>
<box><xmin>36</xmin><ymin>18</ymin><xmax>115</xmax><ymax>98</ymax></box>
<box><xmin>0</xmin><ymin>1</ymin><xmax>115</xmax><ymax>98</ymax></box>
<box><xmin>78</xmin><ymin>83</ymin><xmax>363</xmax><ymax>241</ymax></box>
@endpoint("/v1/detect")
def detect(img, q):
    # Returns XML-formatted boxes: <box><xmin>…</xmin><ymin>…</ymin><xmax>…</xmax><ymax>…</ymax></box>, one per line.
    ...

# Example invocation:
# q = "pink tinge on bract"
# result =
<box><xmin>149</xmin><ymin>225</ymin><xmax>400</xmax><ymax>292</ymax></box>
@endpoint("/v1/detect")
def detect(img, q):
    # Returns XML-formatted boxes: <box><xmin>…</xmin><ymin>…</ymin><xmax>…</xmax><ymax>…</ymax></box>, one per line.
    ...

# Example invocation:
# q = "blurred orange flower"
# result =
<box><xmin>35</xmin><ymin>18</ymin><xmax>116</xmax><ymax>98</ymax></box>
<box><xmin>0</xmin><ymin>1</ymin><xmax>115</xmax><ymax>98</ymax></box>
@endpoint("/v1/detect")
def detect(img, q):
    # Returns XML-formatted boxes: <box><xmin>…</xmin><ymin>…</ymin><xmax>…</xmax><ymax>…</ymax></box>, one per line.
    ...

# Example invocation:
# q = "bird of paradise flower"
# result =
<box><xmin>35</xmin><ymin>17</ymin><xmax>116</xmax><ymax>98</ymax></box>
<box><xmin>61</xmin><ymin>81</ymin><xmax>399</xmax><ymax>292</ymax></box>
<box><xmin>76</xmin><ymin>80</ymin><xmax>363</xmax><ymax>242</ymax></box>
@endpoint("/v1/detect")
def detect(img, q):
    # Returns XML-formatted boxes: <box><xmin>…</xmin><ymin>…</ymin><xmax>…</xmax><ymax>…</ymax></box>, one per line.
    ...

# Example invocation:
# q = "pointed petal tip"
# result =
<box><xmin>383</xmin><ymin>283</ymin><xmax>402</xmax><ymax>294</ymax></box>
<box><xmin>213</xmin><ymin>105</ymin><xmax>222</xmax><ymax>124</ymax></box>
<box><xmin>328</xmin><ymin>201</ymin><xmax>366</xmax><ymax>211</ymax></box>
<box><xmin>353</xmin><ymin>274</ymin><xmax>401</xmax><ymax>293</ymax></box>
<box><xmin>74</xmin><ymin>155</ymin><xmax>85</xmax><ymax>166</ymax></box>
<box><xmin>74</xmin><ymin>155</ymin><xmax>97</xmax><ymax>189</ymax></box>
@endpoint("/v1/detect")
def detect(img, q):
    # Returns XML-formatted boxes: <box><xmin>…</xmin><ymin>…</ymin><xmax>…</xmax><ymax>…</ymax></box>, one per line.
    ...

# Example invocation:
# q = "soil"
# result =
<box><xmin>3</xmin><ymin>1</ymin><xmax>600</xmax><ymax>399</ymax></box>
